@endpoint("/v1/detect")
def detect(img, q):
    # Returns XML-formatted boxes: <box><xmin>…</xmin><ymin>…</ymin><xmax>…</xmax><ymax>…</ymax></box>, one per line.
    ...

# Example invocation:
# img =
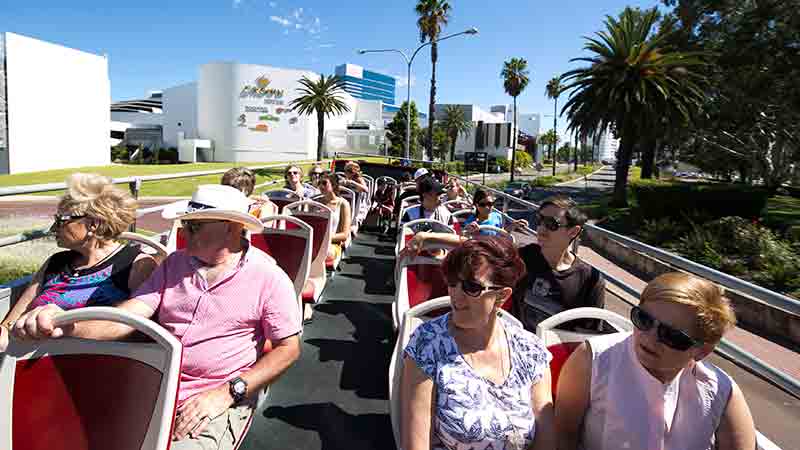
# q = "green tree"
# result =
<box><xmin>539</xmin><ymin>129</ymin><xmax>560</xmax><ymax>160</ymax></box>
<box><xmin>386</xmin><ymin>101</ymin><xmax>423</xmax><ymax>160</ymax></box>
<box><xmin>501</xmin><ymin>57</ymin><xmax>530</xmax><ymax>182</ymax></box>
<box><xmin>416</xmin><ymin>0</ymin><xmax>451</xmax><ymax>161</ymax></box>
<box><xmin>440</xmin><ymin>105</ymin><xmax>472</xmax><ymax>161</ymax></box>
<box><xmin>545</xmin><ymin>76</ymin><xmax>563</xmax><ymax>176</ymax></box>
<box><xmin>427</xmin><ymin>125</ymin><xmax>451</xmax><ymax>162</ymax></box>
<box><xmin>289</xmin><ymin>75</ymin><xmax>351</xmax><ymax>161</ymax></box>
<box><xmin>561</xmin><ymin>7</ymin><xmax>708</xmax><ymax>206</ymax></box>
<box><xmin>557</xmin><ymin>143</ymin><xmax>573</xmax><ymax>163</ymax></box>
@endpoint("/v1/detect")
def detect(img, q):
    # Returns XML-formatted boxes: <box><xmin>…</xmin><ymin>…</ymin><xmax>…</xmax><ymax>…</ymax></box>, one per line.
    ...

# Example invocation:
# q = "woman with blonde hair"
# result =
<box><xmin>1</xmin><ymin>173</ymin><xmax>158</xmax><ymax>343</ymax></box>
<box><xmin>555</xmin><ymin>272</ymin><xmax>755</xmax><ymax>450</ymax></box>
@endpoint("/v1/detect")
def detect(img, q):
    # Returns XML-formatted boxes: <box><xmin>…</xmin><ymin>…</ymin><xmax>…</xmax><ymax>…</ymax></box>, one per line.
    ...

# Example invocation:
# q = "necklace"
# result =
<box><xmin>69</xmin><ymin>242</ymin><xmax>123</xmax><ymax>277</ymax></box>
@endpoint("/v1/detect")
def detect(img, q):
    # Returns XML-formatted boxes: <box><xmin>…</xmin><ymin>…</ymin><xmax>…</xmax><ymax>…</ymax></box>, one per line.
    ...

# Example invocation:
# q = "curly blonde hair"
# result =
<box><xmin>640</xmin><ymin>272</ymin><xmax>736</xmax><ymax>343</ymax></box>
<box><xmin>57</xmin><ymin>173</ymin><xmax>138</xmax><ymax>241</ymax></box>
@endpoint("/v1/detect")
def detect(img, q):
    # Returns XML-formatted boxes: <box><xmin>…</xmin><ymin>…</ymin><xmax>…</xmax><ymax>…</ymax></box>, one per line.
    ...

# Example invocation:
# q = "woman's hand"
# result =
<box><xmin>11</xmin><ymin>304</ymin><xmax>73</xmax><ymax>340</ymax></box>
<box><xmin>399</xmin><ymin>232</ymin><xmax>429</xmax><ymax>260</ymax></box>
<box><xmin>465</xmin><ymin>222</ymin><xmax>480</xmax><ymax>235</ymax></box>
<box><xmin>505</xmin><ymin>219</ymin><xmax>529</xmax><ymax>232</ymax></box>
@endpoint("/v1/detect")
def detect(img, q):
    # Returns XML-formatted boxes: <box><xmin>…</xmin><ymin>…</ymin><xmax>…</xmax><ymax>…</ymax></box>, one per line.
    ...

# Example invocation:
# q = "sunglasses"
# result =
<box><xmin>286</xmin><ymin>171</ymin><xmax>301</xmax><ymax>176</ymax></box>
<box><xmin>310</xmin><ymin>172</ymin><xmax>322</xmax><ymax>177</ymax></box>
<box><xmin>477</xmin><ymin>201</ymin><xmax>494</xmax><ymax>208</ymax></box>
<box><xmin>536</xmin><ymin>213</ymin><xmax>567</xmax><ymax>232</ymax></box>
<box><xmin>447</xmin><ymin>278</ymin><xmax>505</xmax><ymax>298</ymax></box>
<box><xmin>182</xmin><ymin>220</ymin><xmax>222</xmax><ymax>234</ymax></box>
<box><xmin>52</xmin><ymin>214</ymin><xmax>86</xmax><ymax>228</ymax></box>
<box><xmin>630</xmin><ymin>306</ymin><xmax>701</xmax><ymax>352</ymax></box>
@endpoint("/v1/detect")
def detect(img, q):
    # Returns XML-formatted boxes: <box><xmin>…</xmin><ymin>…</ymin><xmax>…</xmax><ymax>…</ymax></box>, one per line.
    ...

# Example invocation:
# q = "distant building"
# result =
<box><xmin>0</xmin><ymin>32</ymin><xmax>110</xmax><ymax>174</ymax></box>
<box><xmin>434</xmin><ymin>104</ymin><xmax>517</xmax><ymax>160</ymax></box>
<box><xmin>594</xmin><ymin>127</ymin><xmax>620</xmax><ymax>163</ymax></box>
<box><xmin>110</xmin><ymin>92</ymin><xmax>164</xmax><ymax>147</ymax></box>
<box><xmin>335</xmin><ymin>63</ymin><xmax>395</xmax><ymax>105</ymax></box>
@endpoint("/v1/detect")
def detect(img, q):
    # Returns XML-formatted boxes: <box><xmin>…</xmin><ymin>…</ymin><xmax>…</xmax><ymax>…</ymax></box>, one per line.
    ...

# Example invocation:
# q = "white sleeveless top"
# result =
<box><xmin>581</xmin><ymin>332</ymin><xmax>733</xmax><ymax>450</ymax></box>
<box><xmin>329</xmin><ymin>198</ymin><xmax>343</xmax><ymax>236</ymax></box>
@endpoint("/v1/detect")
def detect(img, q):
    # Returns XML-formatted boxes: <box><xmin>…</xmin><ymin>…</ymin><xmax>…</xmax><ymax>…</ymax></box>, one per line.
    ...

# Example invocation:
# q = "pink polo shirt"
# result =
<box><xmin>132</xmin><ymin>245</ymin><xmax>301</xmax><ymax>403</ymax></box>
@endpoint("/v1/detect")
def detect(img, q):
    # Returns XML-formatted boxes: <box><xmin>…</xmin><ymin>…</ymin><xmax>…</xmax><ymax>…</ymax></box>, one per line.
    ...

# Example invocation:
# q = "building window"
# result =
<box><xmin>475</xmin><ymin>121</ymin><xmax>484</xmax><ymax>150</ymax></box>
<box><xmin>495</xmin><ymin>123</ymin><xmax>501</xmax><ymax>148</ymax></box>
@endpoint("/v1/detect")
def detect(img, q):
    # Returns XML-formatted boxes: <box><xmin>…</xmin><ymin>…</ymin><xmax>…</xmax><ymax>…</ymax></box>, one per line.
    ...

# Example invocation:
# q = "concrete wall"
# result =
<box><xmin>4</xmin><ymin>32</ymin><xmax>109</xmax><ymax>174</ymax></box>
<box><xmin>163</xmin><ymin>82</ymin><xmax>198</xmax><ymax>149</ymax></box>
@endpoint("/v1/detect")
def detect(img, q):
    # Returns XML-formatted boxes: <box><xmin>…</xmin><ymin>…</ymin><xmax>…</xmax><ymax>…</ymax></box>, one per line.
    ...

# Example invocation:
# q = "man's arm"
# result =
<box><xmin>240</xmin><ymin>334</ymin><xmax>301</xmax><ymax>397</ymax></box>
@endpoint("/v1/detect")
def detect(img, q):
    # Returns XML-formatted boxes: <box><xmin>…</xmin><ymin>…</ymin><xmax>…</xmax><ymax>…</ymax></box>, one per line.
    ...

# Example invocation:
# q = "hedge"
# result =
<box><xmin>632</xmin><ymin>182</ymin><xmax>770</xmax><ymax>220</ymax></box>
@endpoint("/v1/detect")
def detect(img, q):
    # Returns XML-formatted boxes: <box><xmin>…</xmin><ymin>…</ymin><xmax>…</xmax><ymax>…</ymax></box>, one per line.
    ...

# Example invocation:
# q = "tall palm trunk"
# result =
<box><xmin>510</xmin><ymin>96</ymin><xmax>518</xmax><ymax>182</ymax></box>
<box><xmin>640</xmin><ymin>136</ymin><xmax>656</xmax><ymax>179</ymax></box>
<box><xmin>552</xmin><ymin>97</ymin><xmax>558</xmax><ymax>176</ymax></box>
<box><xmin>427</xmin><ymin>42</ymin><xmax>438</xmax><ymax>161</ymax></box>
<box><xmin>316</xmin><ymin>110</ymin><xmax>325</xmax><ymax>161</ymax></box>
<box><xmin>612</xmin><ymin>131</ymin><xmax>634</xmax><ymax>207</ymax></box>
<box><xmin>449</xmin><ymin>130</ymin><xmax>457</xmax><ymax>162</ymax></box>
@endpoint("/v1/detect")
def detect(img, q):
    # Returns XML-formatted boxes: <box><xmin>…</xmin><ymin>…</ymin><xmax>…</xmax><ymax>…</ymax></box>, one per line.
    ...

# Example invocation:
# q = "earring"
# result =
<box><xmin>86</xmin><ymin>231</ymin><xmax>94</xmax><ymax>237</ymax></box>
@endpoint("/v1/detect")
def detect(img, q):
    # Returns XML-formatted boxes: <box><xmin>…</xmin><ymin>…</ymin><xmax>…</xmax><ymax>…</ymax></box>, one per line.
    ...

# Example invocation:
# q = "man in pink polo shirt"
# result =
<box><xmin>12</xmin><ymin>184</ymin><xmax>302</xmax><ymax>450</ymax></box>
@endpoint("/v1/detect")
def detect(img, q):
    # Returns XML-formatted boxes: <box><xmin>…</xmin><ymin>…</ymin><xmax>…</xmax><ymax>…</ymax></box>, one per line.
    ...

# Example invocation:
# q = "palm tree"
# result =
<box><xmin>501</xmin><ymin>57</ymin><xmax>530</xmax><ymax>182</ymax></box>
<box><xmin>545</xmin><ymin>76</ymin><xmax>562</xmax><ymax>176</ymax></box>
<box><xmin>560</xmin><ymin>7</ymin><xmax>708</xmax><ymax>206</ymax></box>
<box><xmin>440</xmin><ymin>105</ymin><xmax>471</xmax><ymax>162</ymax></box>
<box><xmin>415</xmin><ymin>0</ymin><xmax>451</xmax><ymax>161</ymax></box>
<box><xmin>289</xmin><ymin>74</ymin><xmax>351</xmax><ymax>161</ymax></box>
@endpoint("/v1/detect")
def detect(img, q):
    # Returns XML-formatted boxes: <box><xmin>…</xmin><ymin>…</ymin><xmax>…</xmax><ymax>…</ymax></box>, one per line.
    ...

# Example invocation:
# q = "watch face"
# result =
<box><xmin>233</xmin><ymin>380</ymin><xmax>247</xmax><ymax>395</ymax></box>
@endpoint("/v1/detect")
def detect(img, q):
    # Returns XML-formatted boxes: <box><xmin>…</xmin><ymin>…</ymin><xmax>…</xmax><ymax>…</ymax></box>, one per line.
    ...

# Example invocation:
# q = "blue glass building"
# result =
<box><xmin>335</xmin><ymin>64</ymin><xmax>396</xmax><ymax>105</ymax></box>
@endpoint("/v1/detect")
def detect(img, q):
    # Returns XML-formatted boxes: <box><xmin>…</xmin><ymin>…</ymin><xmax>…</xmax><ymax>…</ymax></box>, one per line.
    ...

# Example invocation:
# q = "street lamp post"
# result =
<box><xmin>358</xmin><ymin>27</ymin><xmax>478</xmax><ymax>160</ymax></box>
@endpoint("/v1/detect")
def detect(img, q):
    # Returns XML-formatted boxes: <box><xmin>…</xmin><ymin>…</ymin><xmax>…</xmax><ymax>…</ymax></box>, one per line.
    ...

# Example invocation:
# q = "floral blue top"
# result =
<box><xmin>404</xmin><ymin>313</ymin><xmax>552</xmax><ymax>450</ymax></box>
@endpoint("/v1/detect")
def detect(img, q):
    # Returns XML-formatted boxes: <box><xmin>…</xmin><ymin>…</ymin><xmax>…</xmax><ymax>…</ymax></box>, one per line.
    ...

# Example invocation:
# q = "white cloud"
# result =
<box><xmin>269</xmin><ymin>15</ymin><xmax>292</xmax><ymax>26</ymax></box>
<box><xmin>268</xmin><ymin>1</ymin><xmax>277</xmax><ymax>7</ymax></box>
<box><xmin>395</xmin><ymin>74</ymin><xmax>417</xmax><ymax>88</ymax></box>
<box><xmin>292</xmin><ymin>8</ymin><xmax>303</xmax><ymax>20</ymax></box>
<box><xmin>233</xmin><ymin>0</ymin><xmax>242</xmax><ymax>6</ymax></box>
<box><xmin>318</xmin><ymin>43</ymin><xmax>334</xmax><ymax>48</ymax></box>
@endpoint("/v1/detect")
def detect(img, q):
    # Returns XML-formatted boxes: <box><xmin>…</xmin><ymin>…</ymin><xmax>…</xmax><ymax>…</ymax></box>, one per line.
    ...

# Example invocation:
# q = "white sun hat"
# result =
<box><xmin>162</xmin><ymin>184</ymin><xmax>264</xmax><ymax>232</ymax></box>
<box><xmin>413</xmin><ymin>168</ymin><xmax>429</xmax><ymax>180</ymax></box>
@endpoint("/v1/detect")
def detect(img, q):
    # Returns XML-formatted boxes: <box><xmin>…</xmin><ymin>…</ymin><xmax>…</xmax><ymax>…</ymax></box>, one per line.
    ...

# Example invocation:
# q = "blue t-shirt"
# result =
<box><xmin>463</xmin><ymin>211</ymin><xmax>505</xmax><ymax>235</ymax></box>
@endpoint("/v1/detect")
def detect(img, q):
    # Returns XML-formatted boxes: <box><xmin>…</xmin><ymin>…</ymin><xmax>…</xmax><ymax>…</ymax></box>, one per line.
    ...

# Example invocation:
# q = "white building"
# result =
<box><xmin>161</xmin><ymin>62</ymin><xmax>385</xmax><ymax>162</ymax></box>
<box><xmin>594</xmin><ymin>127</ymin><xmax>620</xmax><ymax>163</ymax></box>
<box><xmin>434</xmin><ymin>104</ymin><xmax>517</xmax><ymax>160</ymax></box>
<box><xmin>0</xmin><ymin>32</ymin><xmax>110</xmax><ymax>174</ymax></box>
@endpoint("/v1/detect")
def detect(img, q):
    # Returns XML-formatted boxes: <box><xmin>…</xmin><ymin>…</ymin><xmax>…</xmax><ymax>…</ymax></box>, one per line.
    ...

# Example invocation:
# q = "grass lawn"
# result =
<box><xmin>0</xmin><ymin>161</ymin><xmax>331</xmax><ymax>197</ymax></box>
<box><xmin>764</xmin><ymin>196</ymin><xmax>800</xmax><ymax>231</ymax></box>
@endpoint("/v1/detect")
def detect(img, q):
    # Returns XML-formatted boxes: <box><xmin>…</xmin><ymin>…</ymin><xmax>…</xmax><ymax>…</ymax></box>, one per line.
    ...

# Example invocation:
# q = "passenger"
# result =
<box><xmin>318</xmin><ymin>171</ymin><xmax>352</xmax><ymax>262</ymax></box>
<box><xmin>463</xmin><ymin>188</ymin><xmax>528</xmax><ymax>236</ymax></box>
<box><xmin>221</xmin><ymin>167</ymin><xmax>278</xmax><ymax>219</ymax></box>
<box><xmin>11</xmin><ymin>184</ymin><xmax>302</xmax><ymax>449</ymax></box>
<box><xmin>308</xmin><ymin>164</ymin><xmax>325</xmax><ymax>188</ymax></box>
<box><xmin>342</xmin><ymin>161</ymin><xmax>369</xmax><ymax>194</ymax></box>
<box><xmin>1</xmin><ymin>173</ymin><xmax>157</xmax><ymax>335</ymax></box>
<box><xmin>393</xmin><ymin>168</ymin><xmax>429</xmax><ymax>219</ymax></box>
<box><xmin>555</xmin><ymin>272</ymin><xmax>756</xmax><ymax>450</ymax></box>
<box><xmin>284</xmin><ymin>165</ymin><xmax>319</xmax><ymax>198</ymax></box>
<box><xmin>401</xmin><ymin>236</ymin><xmax>555</xmax><ymax>450</ymax></box>
<box><xmin>401</xmin><ymin>177</ymin><xmax>453</xmax><ymax>226</ymax></box>
<box><xmin>371</xmin><ymin>178</ymin><xmax>395</xmax><ymax>234</ymax></box>
<box><xmin>445</xmin><ymin>178</ymin><xmax>467</xmax><ymax>201</ymax></box>
<box><xmin>513</xmin><ymin>196</ymin><xmax>605</xmax><ymax>332</ymax></box>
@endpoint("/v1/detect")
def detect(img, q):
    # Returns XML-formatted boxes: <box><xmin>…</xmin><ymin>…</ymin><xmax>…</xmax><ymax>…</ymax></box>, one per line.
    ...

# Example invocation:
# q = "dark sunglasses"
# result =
<box><xmin>53</xmin><ymin>214</ymin><xmax>86</xmax><ymax>227</ymax></box>
<box><xmin>536</xmin><ymin>213</ymin><xmax>567</xmax><ymax>232</ymax></box>
<box><xmin>447</xmin><ymin>279</ymin><xmax>504</xmax><ymax>298</ymax></box>
<box><xmin>286</xmin><ymin>170</ymin><xmax>301</xmax><ymax>176</ymax></box>
<box><xmin>310</xmin><ymin>172</ymin><xmax>322</xmax><ymax>177</ymax></box>
<box><xmin>630</xmin><ymin>306</ymin><xmax>701</xmax><ymax>351</ymax></box>
<box><xmin>477</xmin><ymin>201</ymin><xmax>494</xmax><ymax>208</ymax></box>
<box><xmin>182</xmin><ymin>220</ymin><xmax>222</xmax><ymax>234</ymax></box>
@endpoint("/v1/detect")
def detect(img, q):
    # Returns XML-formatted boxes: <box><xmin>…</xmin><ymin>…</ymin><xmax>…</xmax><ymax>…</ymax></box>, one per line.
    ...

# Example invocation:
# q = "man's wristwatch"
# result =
<box><xmin>228</xmin><ymin>377</ymin><xmax>248</xmax><ymax>404</ymax></box>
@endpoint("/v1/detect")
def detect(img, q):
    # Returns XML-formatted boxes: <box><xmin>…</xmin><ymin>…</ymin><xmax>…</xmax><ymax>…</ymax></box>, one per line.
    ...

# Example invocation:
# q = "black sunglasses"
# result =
<box><xmin>630</xmin><ymin>306</ymin><xmax>701</xmax><ymax>352</ymax></box>
<box><xmin>477</xmin><ymin>201</ymin><xmax>495</xmax><ymax>208</ymax></box>
<box><xmin>536</xmin><ymin>213</ymin><xmax>568</xmax><ymax>232</ymax></box>
<box><xmin>310</xmin><ymin>172</ymin><xmax>322</xmax><ymax>177</ymax></box>
<box><xmin>447</xmin><ymin>279</ymin><xmax>504</xmax><ymax>298</ymax></box>
<box><xmin>182</xmin><ymin>220</ymin><xmax>222</xmax><ymax>234</ymax></box>
<box><xmin>52</xmin><ymin>214</ymin><xmax>86</xmax><ymax>228</ymax></box>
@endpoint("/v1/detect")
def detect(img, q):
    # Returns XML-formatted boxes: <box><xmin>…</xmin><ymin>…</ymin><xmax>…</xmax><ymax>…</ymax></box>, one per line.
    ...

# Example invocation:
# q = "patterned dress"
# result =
<box><xmin>404</xmin><ymin>313</ymin><xmax>552</xmax><ymax>450</ymax></box>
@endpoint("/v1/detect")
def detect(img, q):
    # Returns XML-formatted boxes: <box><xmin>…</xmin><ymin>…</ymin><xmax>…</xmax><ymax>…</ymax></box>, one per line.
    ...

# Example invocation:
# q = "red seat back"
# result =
<box><xmin>453</xmin><ymin>222</ymin><xmax>462</xmax><ymax>235</ymax></box>
<box><xmin>251</xmin><ymin>233</ymin><xmax>305</xmax><ymax>281</ymax></box>
<box><xmin>176</xmin><ymin>227</ymin><xmax>187</xmax><ymax>250</ymax></box>
<box><xmin>406</xmin><ymin>264</ymin><xmax>449</xmax><ymax>309</ymax></box>
<box><xmin>290</xmin><ymin>214</ymin><xmax>328</xmax><ymax>262</ymax></box>
<box><xmin>13</xmin><ymin>354</ymin><xmax>162</xmax><ymax>450</ymax></box>
<box><xmin>547</xmin><ymin>342</ymin><xmax>581</xmax><ymax>400</ymax></box>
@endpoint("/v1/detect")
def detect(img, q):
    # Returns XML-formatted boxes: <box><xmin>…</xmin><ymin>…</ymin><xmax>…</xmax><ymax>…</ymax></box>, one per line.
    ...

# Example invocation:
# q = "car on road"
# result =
<box><xmin>503</xmin><ymin>181</ymin><xmax>531</xmax><ymax>199</ymax></box>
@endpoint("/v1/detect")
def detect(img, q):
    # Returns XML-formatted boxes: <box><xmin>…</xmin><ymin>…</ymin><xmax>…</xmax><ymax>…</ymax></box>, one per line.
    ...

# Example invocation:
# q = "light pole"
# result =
<box><xmin>358</xmin><ymin>27</ymin><xmax>478</xmax><ymax>160</ymax></box>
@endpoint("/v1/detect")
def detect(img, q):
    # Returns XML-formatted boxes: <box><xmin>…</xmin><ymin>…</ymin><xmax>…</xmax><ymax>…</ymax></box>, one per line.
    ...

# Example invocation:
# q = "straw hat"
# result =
<box><xmin>162</xmin><ymin>185</ymin><xmax>264</xmax><ymax>232</ymax></box>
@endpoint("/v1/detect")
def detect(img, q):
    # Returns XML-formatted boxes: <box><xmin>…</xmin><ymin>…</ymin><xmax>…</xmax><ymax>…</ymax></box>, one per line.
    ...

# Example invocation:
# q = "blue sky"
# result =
<box><xmin>2</xmin><ymin>0</ymin><xmax>660</xmax><ymax>138</ymax></box>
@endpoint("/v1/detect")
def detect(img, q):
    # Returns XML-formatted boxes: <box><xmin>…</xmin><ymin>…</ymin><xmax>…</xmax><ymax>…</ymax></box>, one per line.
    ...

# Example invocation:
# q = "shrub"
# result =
<box><xmin>514</xmin><ymin>151</ymin><xmax>533</xmax><ymax>169</ymax></box>
<box><xmin>110</xmin><ymin>145</ymin><xmax>129</xmax><ymax>161</ymax></box>
<box><xmin>159</xmin><ymin>147</ymin><xmax>179</xmax><ymax>163</ymax></box>
<box><xmin>496</xmin><ymin>157</ymin><xmax>510</xmax><ymax>172</ymax></box>
<box><xmin>445</xmin><ymin>160</ymin><xmax>464</xmax><ymax>174</ymax></box>
<box><xmin>532</xmin><ymin>176</ymin><xmax>558</xmax><ymax>187</ymax></box>
<box><xmin>631</xmin><ymin>182</ymin><xmax>769</xmax><ymax>220</ymax></box>
<box><xmin>638</xmin><ymin>217</ymin><xmax>687</xmax><ymax>246</ymax></box>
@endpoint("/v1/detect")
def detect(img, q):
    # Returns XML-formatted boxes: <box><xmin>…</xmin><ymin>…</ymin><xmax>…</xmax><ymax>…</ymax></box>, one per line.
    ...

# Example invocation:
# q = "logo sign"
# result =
<box><xmin>240</xmin><ymin>75</ymin><xmax>285</xmax><ymax>99</ymax></box>
<box><xmin>464</xmin><ymin>152</ymin><xmax>488</xmax><ymax>172</ymax></box>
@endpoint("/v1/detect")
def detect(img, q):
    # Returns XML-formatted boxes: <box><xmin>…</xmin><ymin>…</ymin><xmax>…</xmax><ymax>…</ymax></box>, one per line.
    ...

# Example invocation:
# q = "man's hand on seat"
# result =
<box><xmin>173</xmin><ymin>384</ymin><xmax>234</xmax><ymax>441</ymax></box>
<box><xmin>11</xmin><ymin>304</ymin><xmax>73</xmax><ymax>340</ymax></box>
